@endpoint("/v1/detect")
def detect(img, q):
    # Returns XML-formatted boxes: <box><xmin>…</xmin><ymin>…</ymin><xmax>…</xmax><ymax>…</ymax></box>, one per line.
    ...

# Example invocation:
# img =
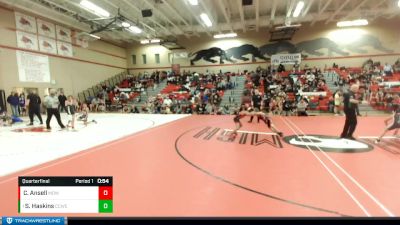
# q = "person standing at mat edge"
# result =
<box><xmin>26</xmin><ymin>90</ymin><xmax>43</xmax><ymax>126</ymax></box>
<box><xmin>340</xmin><ymin>84</ymin><xmax>361</xmax><ymax>140</ymax></box>
<box><xmin>44</xmin><ymin>89</ymin><xmax>65</xmax><ymax>130</ymax></box>
<box><xmin>58</xmin><ymin>92</ymin><xmax>67</xmax><ymax>113</ymax></box>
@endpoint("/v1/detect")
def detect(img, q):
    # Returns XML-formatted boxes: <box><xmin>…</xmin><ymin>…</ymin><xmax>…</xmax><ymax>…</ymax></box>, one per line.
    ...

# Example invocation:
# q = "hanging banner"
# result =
<box><xmin>16</xmin><ymin>31</ymin><xmax>39</xmax><ymax>51</ymax></box>
<box><xmin>37</xmin><ymin>19</ymin><xmax>56</xmax><ymax>39</ymax></box>
<box><xmin>271</xmin><ymin>53</ymin><xmax>301</xmax><ymax>65</ymax></box>
<box><xmin>57</xmin><ymin>41</ymin><xmax>73</xmax><ymax>57</ymax></box>
<box><xmin>15</xmin><ymin>12</ymin><xmax>37</xmax><ymax>33</ymax></box>
<box><xmin>39</xmin><ymin>36</ymin><xmax>57</xmax><ymax>54</ymax></box>
<box><xmin>56</xmin><ymin>25</ymin><xmax>72</xmax><ymax>43</ymax></box>
<box><xmin>16</xmin><ymin>50</ymin><xmax>51</xmax><ymax>83</ymax></box>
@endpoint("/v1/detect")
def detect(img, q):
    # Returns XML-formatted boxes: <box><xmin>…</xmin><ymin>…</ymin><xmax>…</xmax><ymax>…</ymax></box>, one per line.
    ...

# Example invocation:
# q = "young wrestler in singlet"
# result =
<box><xmin>376</xmin><ymin>104</ymin><xmax>400</xmax><ymax>143</ymax></box>
<box><xmin>66</xmin><ymin>95</ymin><xmax>77</xmax><ymax>129</ymax></box>
<box><xmin>232</xmin><ymin>110</ymin><xmax>249</xmax><ymax>136</ymax></box>
<box><xmin>78</xmin><ymin>103</ymin><xmax>97</xmax><ymax>126</ymax></box>
<box><xmin>253</xmin><ymin>111</ymin><xmax>284</xmax><ymax>137</ymax></box>
<box><xmin>231</xmin><ymin>109</ymin><xmax>283</xmax><ymax>137</ymax></box>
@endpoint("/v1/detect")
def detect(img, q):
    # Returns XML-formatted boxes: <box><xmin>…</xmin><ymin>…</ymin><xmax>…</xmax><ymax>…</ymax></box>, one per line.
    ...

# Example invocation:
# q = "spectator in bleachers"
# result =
<box><xmin>297</xmin><ymin>98</ymin><xmax>308</xmax><ymax>116</ymax></box>
<box><xmin>282</xmin><ymin>97</ymin><xmax>293</xmax><ymax>116</ymax></box>
<box><xmin>277</xmin><ymin>64</ymin><xmax>285</xmax><ymax>72</ymax></box>
<box><xmin>90</xmin><ymin>97</ymin><xmax>99</xmax><ymax>112</ymax></box>
<box><xmin>383</xmin><ymin>62</ymin><xmax>393</xmax><ymax>76</ymax></box>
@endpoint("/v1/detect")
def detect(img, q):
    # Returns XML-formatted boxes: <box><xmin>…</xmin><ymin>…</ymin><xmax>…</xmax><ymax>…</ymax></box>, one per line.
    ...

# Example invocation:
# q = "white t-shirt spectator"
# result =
<box><xmin>163</xmin><ymin>98</ymin><xmax>172</xmax><ymax>107</ymax></box>
<box><xmin>384</xmin><ymin>64</ymin><xmax>393</xmax><ymax>73</ymax></box>
<box><xmin>91</xmin><ymin>98</ymin><xmax>99</xmax><ymax>105</ymax></box>
<box><xmin>306</xmin><ymin>73</ymin><xmax>315</xmax><ymax>82</ymax></box>
<box><xmin>334</xmin><ymin>92</ymin><xmax>342</xmax><ymax>106</ymax></box>
<box><xmin>297</xmin><ymin>101</ymin><xmax>308</xmax><ymax>112</ymax></box>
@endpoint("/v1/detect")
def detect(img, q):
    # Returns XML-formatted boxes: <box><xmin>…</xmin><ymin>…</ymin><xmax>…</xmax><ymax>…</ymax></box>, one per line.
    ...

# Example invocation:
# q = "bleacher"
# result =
<box><xmin>159</xmin><ymin>76</ymin><xmax>227</xmax><ymax>101</ymax></box>
<box><xmin>244</xmin><ymin>71</ymin><xmax>334</xmax><ymax>112</ymax></box>
<box><xmin>77</xmin><ymin>71</ymin><xmax>128</xmax><ymax>106</ymax></box>
<box><xmin>333</xmin><ymin>67</ymin><xmax>400</xmax><ymax>113</ymax></box>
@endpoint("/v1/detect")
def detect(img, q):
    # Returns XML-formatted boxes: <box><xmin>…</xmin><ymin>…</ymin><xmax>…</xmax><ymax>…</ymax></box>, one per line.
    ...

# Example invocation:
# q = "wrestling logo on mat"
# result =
<box><xmin>192</xmin><ymin>127</ymin><xmax>283</xmax><ymax>149</ymax></box>
<box><xmin>12</xmin><ymin>127</ymin><xmax>50</xmax><ymax>133</ymax></box>
<box><xmin>283</xmin><ymin>135</ymin><xmax>374</xmax><ymax>153</ymax></box>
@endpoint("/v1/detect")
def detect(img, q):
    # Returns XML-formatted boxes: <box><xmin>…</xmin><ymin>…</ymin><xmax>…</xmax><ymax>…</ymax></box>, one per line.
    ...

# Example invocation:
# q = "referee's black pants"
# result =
<box><xmin>28</xmin><ymin>106</ymin><xmax>43</xmax><ymax>124</ymax></box>
<box><xmin>341</xmin><ymin>110</ymin><xmax>357</xmax><ymax>138</ymax></box>
<box><xmin>46</xmin><ymin>108</ymin><xmax>65</xmax><ymax>129</ymax></box>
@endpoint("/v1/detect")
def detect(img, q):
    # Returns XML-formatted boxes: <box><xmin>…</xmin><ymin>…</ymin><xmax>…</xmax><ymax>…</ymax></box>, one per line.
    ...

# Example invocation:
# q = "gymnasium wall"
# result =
<box><xmin>127</xmin><ymin>19</ymin><xmax>400</xmax><ymax>74</ymax></box>
<box><xmin>0</xmin><ymin>6</ymin><xmax>127</xmax><ymax>100</ymax></box>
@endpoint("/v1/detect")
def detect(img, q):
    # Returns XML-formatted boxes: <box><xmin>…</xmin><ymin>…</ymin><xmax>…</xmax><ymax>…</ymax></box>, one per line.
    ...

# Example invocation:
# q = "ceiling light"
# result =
<box><xmin>337</xmin><ymin>19</ymin><xmax>368</xmax><ymax>27</ymax></box>
<box><xmin>89</xmin><ymin>34</ymin><xmax>100</xmax><ymax>39</ymax></box>
<box><xmin>188</xmin><ymin>0</ymin><xmax>198</xmax><ymax>5</ymax></box>
<box><xmin>127</xmin><ymin>26</ymin><xmax>142</xmax><ymax>34</ymax></box>
<box><xmin>200</xmin><ymin>13</ymin><xmax>212</xmax><ymax>27</ymax></box>
<box><xmin>121</xmin><ymin>22</ymin><xmax>131</xmax><ymax>28</ymax></box>
<box><xmin>398</xmin><ymin>0</ymin><xmax>400</xmax><ymax>8</ymax></box>
<box><xmin>80</xmin><ymin>0</ymin><xmax>110</xmax><ymax>18</ymax></box>
<box><xmin>140</xmin><ymin>40</ymin><xmax>150</xmax><ymax>44</ymax></box>
<box><xmin>213</xmin><ymin>33</ymin><xmax>237</xmax><ymax>39</ymax></box>
<box><xmin>275</xmin><ymin>24</ymin><xmax>301</xmax><ymax>30</ymax></box>
<box><xmin>140</xmin><ymin>39</ymin><xmax>162</xmax><ymax>44</ymax></box>
<box><xmin>292</xmin><ymin>1</ymin><xmax>305</xmax><ymax>18</ymax></box>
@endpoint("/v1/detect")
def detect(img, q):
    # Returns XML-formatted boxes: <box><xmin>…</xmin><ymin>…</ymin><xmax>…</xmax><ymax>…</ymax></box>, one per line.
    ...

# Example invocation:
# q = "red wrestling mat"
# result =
<box><xmin>0</xmin><ymin>115</ymin><xmax>399</xmax><ymax>217</ymax></box>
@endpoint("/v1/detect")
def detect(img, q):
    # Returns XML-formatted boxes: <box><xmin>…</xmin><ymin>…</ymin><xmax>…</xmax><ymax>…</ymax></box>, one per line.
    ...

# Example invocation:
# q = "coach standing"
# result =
<box><xmin>58</xmin><ymin>92</ymin><xmax>67</xmax><ymax>113</ymax></box>
<box><xmin>340</xmin><ymin>84</ymin><xmax>360</xmax><ymax>140</ymax></box>
<box><xmin>44</xmin><ymin>89</ymin><xmax>65</xmax><ymax>130</ymax></box>
<box><xmin>26</xmin><ymin>90</ymin><xmax>43</xmax><ymax>126</ymax></box>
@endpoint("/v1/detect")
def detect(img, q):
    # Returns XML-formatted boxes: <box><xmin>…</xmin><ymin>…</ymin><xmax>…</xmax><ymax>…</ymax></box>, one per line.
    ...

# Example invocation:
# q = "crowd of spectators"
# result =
<box><xmin>332</xmin><ymin>58</ymin><xmax>400</xmax><ymax>113</ymax></box>
<box><xmin>4</xmin><ymin>58</ymin><xmax>399</xmax><ymax>125</ymax></box>
<box><xmin>83</xmin><ymin>71</ymin><xmax>167</xmax><ymax>113</ymax></box>
<box><xmin>241</xmin><ymin>65</ymin><xmax>330</xmax><ymax>116</ymax></box>
<box><xmin>139</xmin><ymin>71</ymin><xmax>237</xmax><ymax>114</ymax></box>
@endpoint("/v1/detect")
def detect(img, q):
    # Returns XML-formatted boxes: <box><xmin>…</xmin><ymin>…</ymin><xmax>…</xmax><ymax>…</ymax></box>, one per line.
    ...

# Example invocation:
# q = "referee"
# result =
<box><xmin>44</xmin><ymin>89</ymin><xmax>65</xmax><ymax>130</ymax></box>
<box><xmin>340</xmin><ymin>84</ymin><xmax>360</xmax><ymax>140</ymax></box>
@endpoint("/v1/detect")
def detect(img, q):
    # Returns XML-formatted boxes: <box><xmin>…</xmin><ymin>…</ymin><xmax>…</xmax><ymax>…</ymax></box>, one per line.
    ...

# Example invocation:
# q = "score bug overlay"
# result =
<box><xmin>18</xmin><ymin>177</ymin><xmax>113</xmax><ymax>214</ymax></box>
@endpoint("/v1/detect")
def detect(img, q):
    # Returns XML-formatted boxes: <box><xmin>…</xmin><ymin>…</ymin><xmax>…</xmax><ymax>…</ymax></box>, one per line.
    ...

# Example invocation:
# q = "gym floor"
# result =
<box><xmin>0</xmin><ymin>114</ymin><xmax>399</xmax><ymax>217</ymax></box>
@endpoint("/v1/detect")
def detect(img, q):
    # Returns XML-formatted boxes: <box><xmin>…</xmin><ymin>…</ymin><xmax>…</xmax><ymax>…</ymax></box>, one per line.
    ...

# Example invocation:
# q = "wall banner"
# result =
<box><xmin>271</xmin><ymin>53</ymin><xmax>302</xmax><ymax>65</ymax></box>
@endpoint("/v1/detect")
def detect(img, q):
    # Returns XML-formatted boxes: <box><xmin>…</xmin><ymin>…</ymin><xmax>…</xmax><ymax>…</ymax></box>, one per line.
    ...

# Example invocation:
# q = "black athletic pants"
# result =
<box><xmin>46</xmin><ymin>108</ymin><xmax>65</xmax><ymax>129</ymax></box>
<box><xmin>29</xmin><ymin>107</ymin><xmax>43</xmax><ymax>124</ymax></box>
<box><xmin>341</xmin><ymin>109</ymin><xmax>357</xmax><ymax>138</ymax></box>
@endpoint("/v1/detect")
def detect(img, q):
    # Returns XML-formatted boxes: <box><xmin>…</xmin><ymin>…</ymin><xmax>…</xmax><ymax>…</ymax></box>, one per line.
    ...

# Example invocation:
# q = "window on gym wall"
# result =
<box><xmin>155</xmin><ymin>54</ymin><xmax>160</xmax><ymax>64</ymax></box>
<box><xmin>131</xmin><ymin>55</ymin><xmax>136</xmax><ymax>64</ymax></box>
<box><xmin>142</xmin><ymin>54</ymin><xmax>147</xmax><ymax>64</ymax></box>
<box><xmin>168</xmin><ymin>53</ymin><xmax>172</xmax><ymax>63</ymax></box>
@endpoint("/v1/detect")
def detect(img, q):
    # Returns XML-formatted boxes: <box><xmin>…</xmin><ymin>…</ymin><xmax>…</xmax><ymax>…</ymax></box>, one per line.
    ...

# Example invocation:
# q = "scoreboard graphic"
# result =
<box><xmin>18</xmin><ymin>177</ymin><xmax>113</xmax><ymax>213</ymax></box>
